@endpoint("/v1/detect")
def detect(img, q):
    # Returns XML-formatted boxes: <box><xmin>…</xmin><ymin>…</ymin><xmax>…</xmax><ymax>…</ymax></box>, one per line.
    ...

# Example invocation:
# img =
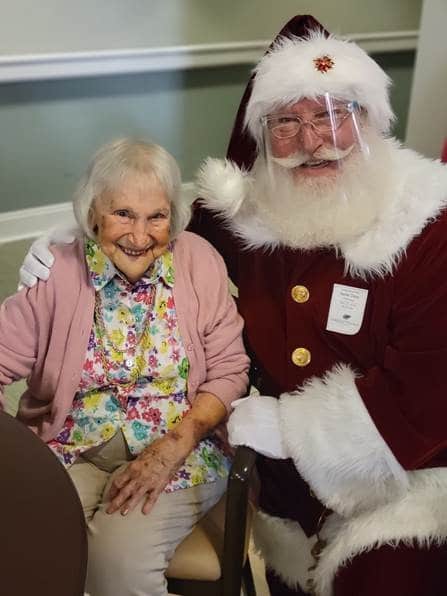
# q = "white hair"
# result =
<box><xmin>72</xmin><ymin>138</ymin><xmax>191</xmax><ymax>239</ymax></box>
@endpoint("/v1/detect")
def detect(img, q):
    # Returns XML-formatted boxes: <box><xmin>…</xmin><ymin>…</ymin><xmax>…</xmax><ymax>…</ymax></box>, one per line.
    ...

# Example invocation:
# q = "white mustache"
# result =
<box><xmin>271</xmin><ymin>144</ymin><xmax>355</xmax><ymax>169</ymax></box>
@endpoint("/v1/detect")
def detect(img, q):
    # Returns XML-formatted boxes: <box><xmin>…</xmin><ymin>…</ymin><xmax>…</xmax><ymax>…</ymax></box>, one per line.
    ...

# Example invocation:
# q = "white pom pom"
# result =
<box><xmin>196</xmin><ymin>158</ymin><xmax>251</xmax><ymax>217</ymax></box>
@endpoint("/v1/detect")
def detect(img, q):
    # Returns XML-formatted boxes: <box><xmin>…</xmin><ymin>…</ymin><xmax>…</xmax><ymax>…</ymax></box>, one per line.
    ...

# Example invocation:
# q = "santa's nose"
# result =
<box><xmin>298</xmin><ymin>123</ymin><xmax>324</xmax><ymax>155</ymax></box>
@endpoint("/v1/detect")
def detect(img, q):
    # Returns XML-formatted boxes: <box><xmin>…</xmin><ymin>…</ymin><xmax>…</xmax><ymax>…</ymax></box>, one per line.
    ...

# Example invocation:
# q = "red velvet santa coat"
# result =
<box><xmin>192</xmin><ymin>140</ymin><xmax>447</xmax><ymax>594</ymax></box>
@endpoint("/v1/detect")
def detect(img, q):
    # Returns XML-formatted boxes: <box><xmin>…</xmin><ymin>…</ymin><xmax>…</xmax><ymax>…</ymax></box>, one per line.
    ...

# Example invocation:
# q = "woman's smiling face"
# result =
<box><xmin>90</xmin><ymin>174</ymin><xmax>171</xmax><ymax>283</ymax></box>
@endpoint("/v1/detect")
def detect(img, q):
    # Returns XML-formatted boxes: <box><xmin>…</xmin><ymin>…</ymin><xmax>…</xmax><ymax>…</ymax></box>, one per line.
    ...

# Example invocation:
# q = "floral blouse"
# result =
<box><xmin>48</xmin><ymin>239</ymin><xmax>231</xmax><ymax>492</ymax></box>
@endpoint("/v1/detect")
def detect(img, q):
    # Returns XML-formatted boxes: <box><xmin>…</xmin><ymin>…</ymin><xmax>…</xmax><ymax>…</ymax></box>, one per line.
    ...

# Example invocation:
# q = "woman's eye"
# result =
<box><xmin>151</xmin><ymin>213</ymin><xmax>167</xmax><ymax>221</ymax></box>
<box><xmin>114</xmin><ymin>210</ymin><xmax>130</xmax><ymax>218</ymax></box>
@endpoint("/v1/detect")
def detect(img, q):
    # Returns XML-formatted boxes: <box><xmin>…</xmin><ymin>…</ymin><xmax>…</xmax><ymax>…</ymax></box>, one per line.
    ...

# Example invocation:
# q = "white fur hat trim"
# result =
<box><xmin>245</xmin><ymin>31</ymin><xmax>394</xmax><ymax>144</ymax></box>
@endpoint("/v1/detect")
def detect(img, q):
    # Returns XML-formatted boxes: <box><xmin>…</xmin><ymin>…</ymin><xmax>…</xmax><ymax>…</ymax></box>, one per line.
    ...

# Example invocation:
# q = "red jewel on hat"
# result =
<box><xmin>313</xmin><ymin>55</ymin><xmax>335</xmax><ymax>73</ymax></box>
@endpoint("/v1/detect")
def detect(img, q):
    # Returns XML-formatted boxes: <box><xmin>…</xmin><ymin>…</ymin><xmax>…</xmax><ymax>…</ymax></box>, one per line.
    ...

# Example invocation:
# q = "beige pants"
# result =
<box><xmin>69</xmin><ymin>431</ymin><xmax>226</xmax><ymax>596</ymax></box>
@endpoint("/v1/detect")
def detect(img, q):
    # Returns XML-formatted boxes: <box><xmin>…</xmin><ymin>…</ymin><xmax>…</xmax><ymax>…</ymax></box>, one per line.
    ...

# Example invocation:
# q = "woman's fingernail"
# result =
<box><xmin>121</xmin><ymin>508</ymin><xmax>129</xmax><ymax>516</ymax></box>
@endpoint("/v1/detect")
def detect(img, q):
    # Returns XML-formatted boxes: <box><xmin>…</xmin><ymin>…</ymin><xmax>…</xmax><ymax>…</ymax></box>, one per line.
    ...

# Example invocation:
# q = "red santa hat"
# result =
<box><xmin>226</xmin><ymin>15</ymin><xmax>394</xmax><ymax>169</ymax></box>
<box><xmin>195</xmin><ymin>16</ymin><xmax>394</xmax><ymax>226</ymax></box>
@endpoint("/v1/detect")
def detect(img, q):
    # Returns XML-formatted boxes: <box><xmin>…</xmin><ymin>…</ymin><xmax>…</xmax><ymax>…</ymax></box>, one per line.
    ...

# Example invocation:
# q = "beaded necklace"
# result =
<box><xmin>94</xmin><ymin>286</ymin><xmax>156</xmax><ymax>388</ymax></box>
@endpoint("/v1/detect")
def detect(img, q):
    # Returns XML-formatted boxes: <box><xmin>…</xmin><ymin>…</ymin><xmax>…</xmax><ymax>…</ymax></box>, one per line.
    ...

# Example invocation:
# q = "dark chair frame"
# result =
<box><xmin>167</xmin><ymin>445</ymin><xmax>258</xmax><ymax>596</ymax></box>
<box><xmin>0</xmin><ymin>411</ymin><xmax>87</xmax><ymax>596</ymax></box>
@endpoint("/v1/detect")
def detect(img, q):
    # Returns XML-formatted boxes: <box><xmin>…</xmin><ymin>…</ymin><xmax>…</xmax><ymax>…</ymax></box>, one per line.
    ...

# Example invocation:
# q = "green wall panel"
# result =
<box><xmin>0</xmin><ymin>0</ymin><xmax>422</xmax><ymax>215</ymax></box>
<box><xmin>374</xmin><ymin>51</ymin><xmax>416</xmax><ymax>141</ymax></box>
<box><xmin>0</xmin><ymin>51</ymin><xmax>415</xmax><ymax>214</ymax></box>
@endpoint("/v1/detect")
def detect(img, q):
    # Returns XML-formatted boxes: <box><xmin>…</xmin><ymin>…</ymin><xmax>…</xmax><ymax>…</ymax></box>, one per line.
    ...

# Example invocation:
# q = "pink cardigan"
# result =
<box><xmin>0</xmin><ymin>231</ymin><xmax>249</xmax><ymax>442</ymax></box>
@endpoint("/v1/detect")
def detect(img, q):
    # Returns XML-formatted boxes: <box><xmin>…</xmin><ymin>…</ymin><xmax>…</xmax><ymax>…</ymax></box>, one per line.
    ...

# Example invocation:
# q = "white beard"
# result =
<box><xmin>241</xmin><ymin>129</ymin><xmax>394</xmax><ymax>250</ymax></box>
<box><xmin>197</xmin><ymin>130</ymin><xmax>447</xmax><ymax>277</ymax></box>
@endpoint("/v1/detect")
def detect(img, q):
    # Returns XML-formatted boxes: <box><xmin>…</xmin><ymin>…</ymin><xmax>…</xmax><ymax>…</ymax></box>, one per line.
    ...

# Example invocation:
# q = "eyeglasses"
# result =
<box><xmin>262</xmin><ymin>103</ymin><xmax>357</xmax><ymax>140</ymax></box>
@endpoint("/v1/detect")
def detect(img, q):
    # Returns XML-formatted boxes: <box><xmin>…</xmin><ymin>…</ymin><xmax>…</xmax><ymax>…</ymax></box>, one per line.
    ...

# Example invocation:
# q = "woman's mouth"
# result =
<box><xmin>117</xmin><ymin>245</ymin><xmax>151</xmax><ymax>258</ymax></box>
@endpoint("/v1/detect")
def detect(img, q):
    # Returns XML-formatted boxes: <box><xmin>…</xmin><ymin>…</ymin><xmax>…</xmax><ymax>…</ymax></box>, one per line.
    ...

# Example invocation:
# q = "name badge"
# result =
<box><xmin>326</xmin><ymin>284</ymin><xmax>368</xmax><ymax>335</ymax></box>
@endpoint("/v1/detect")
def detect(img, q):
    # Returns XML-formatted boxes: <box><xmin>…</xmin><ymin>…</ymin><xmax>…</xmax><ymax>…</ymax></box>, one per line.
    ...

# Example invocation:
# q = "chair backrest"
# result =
<box><xmin>166</xmin><ymin>446</ymin><xmax>258</xmax><ymax>596</ymax></box>
<box><xmin>0</xmin><ymin>411</ymin><xmax>87</xmax><ymax>596</ymax></box>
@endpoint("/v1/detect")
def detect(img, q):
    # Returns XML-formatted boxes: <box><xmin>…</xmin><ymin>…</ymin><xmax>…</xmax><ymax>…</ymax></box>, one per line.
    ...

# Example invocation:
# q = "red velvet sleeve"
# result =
<box><xmin>357</xmin><ymin>211</ymin><xmax>447</xmax><ymax>470</ymax></box>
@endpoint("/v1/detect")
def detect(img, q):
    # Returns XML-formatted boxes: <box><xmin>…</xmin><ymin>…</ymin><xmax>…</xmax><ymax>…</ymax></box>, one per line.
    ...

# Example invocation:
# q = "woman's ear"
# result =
<box><xmin>88</xmin><ymin>205</ymin><xmax>98</xmax><ymax>236</ymax></box>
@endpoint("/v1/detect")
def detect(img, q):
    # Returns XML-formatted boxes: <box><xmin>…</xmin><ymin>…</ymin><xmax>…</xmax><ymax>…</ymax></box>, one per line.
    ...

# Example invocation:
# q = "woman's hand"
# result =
<box><xmin>106</xmin><ymin>391</ymin><xmax>227</xmax><ymax>516</ymax></box>
<box><xmin>106</xmin><ymin>432</ymin><xmax>185</xmax><ymax>516</ymax></box>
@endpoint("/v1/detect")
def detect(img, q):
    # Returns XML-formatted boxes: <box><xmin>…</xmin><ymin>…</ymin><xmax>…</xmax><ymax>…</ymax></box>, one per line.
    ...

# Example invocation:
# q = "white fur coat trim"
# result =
<box><xmin>196</xmin><ymin>143</ymin><xmax>447</xmax><ymax>279</ymax></box>
<box><xmin>195</xmin><ymin>156</ymin><xmax>281</xmax><ymax>249</ymax></box>
<box><xmin>254</xmin><ymin>468</ymin><xmax>447</xmax><ymax>596</ymax></box>
<box><xmin>340</xmin><ymin>145</ymin><xmax>447</xmax><ymax>278</ymax></box>
<box><xmin>252</xmin><ymin>509</ymin><xmax>317</xmax><ymax>592</ymax></box>
<box><xmin>279</xmin><ymin>363</ymin><xmax>408</xmax><ymax>517</ymax></box>
<box><xmin>315</xmin><ymin>467</ymin><xmax>447</xmax><ymax>596</ymax></box>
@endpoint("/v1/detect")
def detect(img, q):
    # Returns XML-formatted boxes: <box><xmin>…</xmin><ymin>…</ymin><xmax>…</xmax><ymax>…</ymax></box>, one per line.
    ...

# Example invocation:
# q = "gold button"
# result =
<box><xmin>291</xmin><ymin>285</ymin><xmax>310</xmax><ymax>303</ymax></box>
<box><xmin>292</xmin><ymin>347</ymin><xmax>311</xmax><ymax>367</ymax></box>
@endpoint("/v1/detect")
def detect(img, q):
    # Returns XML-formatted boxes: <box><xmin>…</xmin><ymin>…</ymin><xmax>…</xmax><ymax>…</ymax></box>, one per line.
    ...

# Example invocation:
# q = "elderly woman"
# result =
<box><xmin>0</xmin><ymin>138</ymin><xmax>249</xmax><ymax>596</ymax></box>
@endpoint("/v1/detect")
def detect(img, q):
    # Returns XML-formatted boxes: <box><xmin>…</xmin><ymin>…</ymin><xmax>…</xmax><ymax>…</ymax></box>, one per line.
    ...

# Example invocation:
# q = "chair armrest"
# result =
<box><xmin>228</xmin><ymin>445</ymin><xmax>258</xmax><ymax>489</ymax></box>
<box><xmin>221</xmin><ymin>446</ymin><xmax>257</xmax><ymax>595</ymax></box>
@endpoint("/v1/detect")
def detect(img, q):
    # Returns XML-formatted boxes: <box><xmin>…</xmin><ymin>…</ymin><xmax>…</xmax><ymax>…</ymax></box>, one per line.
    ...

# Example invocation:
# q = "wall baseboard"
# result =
<box><xmin>0</xmin><ymin>183</ymin><xmax>196</xmax><ymax>245</ymax></box>
<box><xmin>0</xmin><ymin>30</ymin><xmax>419</xmax><ymax>83</ymax></box>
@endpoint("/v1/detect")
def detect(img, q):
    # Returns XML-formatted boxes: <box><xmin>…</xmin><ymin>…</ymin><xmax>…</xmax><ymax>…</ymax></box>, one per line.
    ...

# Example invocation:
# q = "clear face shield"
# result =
<box><xmin>260</xmin><ymin>93</ymin><xmax>369</xmax><ymax>195</ymax></box>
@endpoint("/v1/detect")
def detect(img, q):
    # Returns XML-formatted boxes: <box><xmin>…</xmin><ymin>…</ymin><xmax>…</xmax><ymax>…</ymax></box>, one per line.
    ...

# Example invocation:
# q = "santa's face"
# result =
<box><xmin>247</xmin><ymin>125</ymin><xmax>391</xmax><ymax>251</ymax></box>
<box><xmin>264</xmin><ymin>97</ymin><xmax>361</xmax><ymax>180</ymax></box>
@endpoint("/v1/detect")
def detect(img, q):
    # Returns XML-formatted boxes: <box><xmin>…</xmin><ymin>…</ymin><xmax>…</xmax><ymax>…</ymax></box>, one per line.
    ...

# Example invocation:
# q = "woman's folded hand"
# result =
<box><xmin>106</xmin><ymin>391</ymin><xmax>226</xmax><ymax>516</ymax></box>
<box><xmin>106</xmin><ymin>432</ymin><xmax>186</xmax><ymax>516</ymax></box>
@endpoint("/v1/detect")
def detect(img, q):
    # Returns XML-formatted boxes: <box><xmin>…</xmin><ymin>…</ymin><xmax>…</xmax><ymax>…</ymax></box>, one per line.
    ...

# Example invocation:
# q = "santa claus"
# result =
<box><xmin>191</xmin><ymin>14</ymin><xmax>447</xmax><ymax>596</ymax></box>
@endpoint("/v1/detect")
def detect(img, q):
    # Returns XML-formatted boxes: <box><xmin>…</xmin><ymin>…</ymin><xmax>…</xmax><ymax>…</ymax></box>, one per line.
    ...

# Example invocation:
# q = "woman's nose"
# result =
<box><xmin>129</xmin><ymin>219</ymin><xmax>150</xmax><ymax>247</ymax></box>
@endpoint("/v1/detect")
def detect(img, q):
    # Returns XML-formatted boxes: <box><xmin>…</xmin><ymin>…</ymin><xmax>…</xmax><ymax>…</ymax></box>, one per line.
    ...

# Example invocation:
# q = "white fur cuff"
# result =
<box><xmin>252</xmin><ymin>510</ymin><xmax>316</xmax><ymax>592</ymax></box>
<box><xmin>279</xmin><ymin>363</ymin><xmax>409</xmax><ymax>516</ymax></box>
<box><xmin>251</xmin><ymin>469</ymin><xmax>447</xmax><ymax>596</ymax></box>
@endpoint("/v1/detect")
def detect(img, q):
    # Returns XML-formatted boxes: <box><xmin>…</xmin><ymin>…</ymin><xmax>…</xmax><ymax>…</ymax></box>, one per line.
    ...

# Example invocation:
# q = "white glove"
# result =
<box><xmin>227</xmin><ymin>395</ymin><xmax>289</xmax><ymax>459</ymax></box>
<box><xmin>19</xmin><ymin>225</ymin><xmax>79</xmax><ymax>288</ymax></box>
